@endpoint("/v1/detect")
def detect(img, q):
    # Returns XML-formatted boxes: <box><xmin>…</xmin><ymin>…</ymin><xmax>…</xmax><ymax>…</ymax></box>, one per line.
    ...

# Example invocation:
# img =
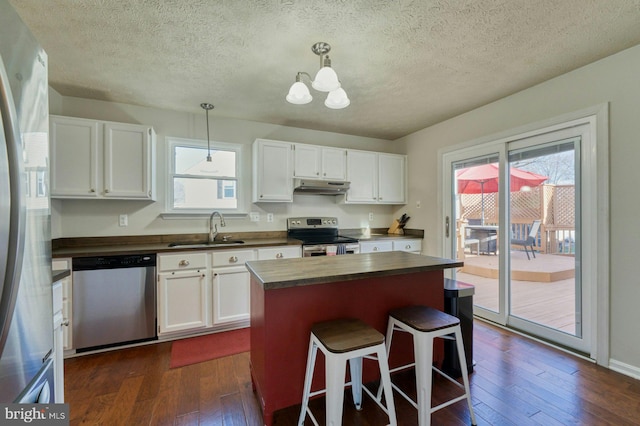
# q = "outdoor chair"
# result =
<box><xmin>511</xmin><ymin>220</ymin><xmax>541</xmax><ymax>260</ymax></box>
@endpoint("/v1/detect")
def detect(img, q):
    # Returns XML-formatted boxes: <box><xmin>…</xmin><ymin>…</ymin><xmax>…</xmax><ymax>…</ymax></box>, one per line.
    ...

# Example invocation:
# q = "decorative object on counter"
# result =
<box><xmin>286</xmin><ymin>42</ymin><xmax>350</xmax><ymax>109</ymax></box>
<box><xmin>200</xmin><ymin>102</ymin><xmax>215</xmax><ymax>162</ymax></box>
<box><xmin>169</xmin><ymin>327</ymin><xmax>250</xmax><ymax>368</ymax></box>
<box><xmin>388</xmin><ymin>213</ymin><xmax>410</xmax><ymax>234</ymax></box>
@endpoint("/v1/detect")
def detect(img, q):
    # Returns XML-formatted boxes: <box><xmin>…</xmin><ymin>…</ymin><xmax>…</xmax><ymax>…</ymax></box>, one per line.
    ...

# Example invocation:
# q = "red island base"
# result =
<box><xmin>249</xmin><ymin>270</ymin><xmax>445</xmax><ymax>426</ymax></box>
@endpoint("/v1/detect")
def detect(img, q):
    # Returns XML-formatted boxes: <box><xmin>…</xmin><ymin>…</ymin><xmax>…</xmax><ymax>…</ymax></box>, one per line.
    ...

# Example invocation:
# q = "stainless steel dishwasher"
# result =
<box><xmin>72</xmin><ymin>254</ymin><xmax>157</xmax><ymax>352</ymax></box>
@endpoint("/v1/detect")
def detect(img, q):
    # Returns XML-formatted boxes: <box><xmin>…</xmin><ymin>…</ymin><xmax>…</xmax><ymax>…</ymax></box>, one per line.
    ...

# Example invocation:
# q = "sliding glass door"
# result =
<box><xmin>443</xmin><ymin>121</ymin><xmax>596</xmax><ymax>354</ymax></box>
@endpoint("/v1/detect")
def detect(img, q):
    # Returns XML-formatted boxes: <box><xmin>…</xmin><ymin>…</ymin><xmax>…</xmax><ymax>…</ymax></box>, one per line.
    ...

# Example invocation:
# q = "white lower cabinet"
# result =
<box><xmin>359</xmin><ymin>240</ymin><xmax>394</xmax><ymax>253</ymax></box>
<box><xmin>360</xmin><ymin>238</ymin><xmax>422</xmax><ymax>254</ymax></box>
<box><xmin>256</xmin><ymin>246</ymin><xmax>302</xmax><ymax>260</ymax></box>
<box><xmin>157</xmin><ymin>245</ymin><xmax>300</xmax><ymax>336</ymax></box>
<box><xmin>157</xmin><ymin>252</ymin><xmax>210</xmax><ymax>335</ymax></box>
<box><xmin>52</xmin><ymin>280</ymin><xmax>64</xmax><ymax>403</ymax></box>
<box><xmin>52</xmin><ymin>258</ymin><xmax>72</xmax><ymax>351</ymax></box>
<box><xmin>392</xmin><ymin>238</ymin><xmax>422</xmax><ymax>254</ymax></box>
<box><xmin>212</xmin><ymin>265</ymin><xmax>251</xmax><ymax>324</ymax></box>
<box><xmin>211</xmin><ymin>249</ymin><xmax>256</xmax><ymax>326</ymax></box>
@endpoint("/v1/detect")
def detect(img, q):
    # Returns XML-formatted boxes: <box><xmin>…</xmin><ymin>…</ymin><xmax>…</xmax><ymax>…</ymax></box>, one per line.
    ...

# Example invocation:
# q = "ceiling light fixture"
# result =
<box><xmin>286</xmin><ymin>42</ymin><xmax>350</xmax><ymax>109</ymax></box>
<box><xmin>200</xmin><ymin>102</ymin><xmax>214</xmax><ymax>162</ymax></box>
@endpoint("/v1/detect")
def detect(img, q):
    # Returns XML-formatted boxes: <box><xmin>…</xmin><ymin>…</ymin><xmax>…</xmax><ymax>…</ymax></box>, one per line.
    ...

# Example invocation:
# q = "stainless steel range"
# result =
<box><xmin>287</xmin><ymin>217</ymin><xmax>360</xmax><ymax>257</ymax></box>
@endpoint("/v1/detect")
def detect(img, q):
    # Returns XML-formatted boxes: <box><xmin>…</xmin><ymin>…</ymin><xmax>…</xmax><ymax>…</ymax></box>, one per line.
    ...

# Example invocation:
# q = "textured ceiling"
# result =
<box><xmin>9</xmin><ymin>0</ymin><xmax>640</xmax><ymax>140</ymax></box>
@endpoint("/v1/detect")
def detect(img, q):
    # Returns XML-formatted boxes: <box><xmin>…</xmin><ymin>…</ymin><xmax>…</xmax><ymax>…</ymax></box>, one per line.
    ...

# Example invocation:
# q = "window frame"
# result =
<box><xmin>166</xmin><ymin>137</ymin><xmax>246</xmax><ymax>215</ymax></box>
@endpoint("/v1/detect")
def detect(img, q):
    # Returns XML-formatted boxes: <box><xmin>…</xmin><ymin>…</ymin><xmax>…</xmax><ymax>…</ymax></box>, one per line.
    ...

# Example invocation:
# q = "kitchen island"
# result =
<box><xmin>245</xmin><ymin>251</ymin><xmax>462</xmax><ymax>426</ymax></box>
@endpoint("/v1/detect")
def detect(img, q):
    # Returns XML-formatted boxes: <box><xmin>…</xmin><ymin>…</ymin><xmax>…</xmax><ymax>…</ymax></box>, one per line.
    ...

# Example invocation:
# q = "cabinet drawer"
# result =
<box><xmin>211</xmin><ymin>249</ymin><xmax>256</xmax><ymax>266</ymax></box>
<box><xmin>359</xmin><ymin>240</ymin><xmax>393</xmax><ymax>253</ymax></box>
<box><xmin>158</xmin><ymin>252</ymin><xmax>208</xmax><ymax>272</ymax></box>
<box><xmin>393</xmin><ymin>239</ymin><xmax>422</xmax><ymax>252</ymax></box>
<box><xmin>257</xmin><ymin>246</ymin><xmax>301</xmax><ymax>260</ymax></box>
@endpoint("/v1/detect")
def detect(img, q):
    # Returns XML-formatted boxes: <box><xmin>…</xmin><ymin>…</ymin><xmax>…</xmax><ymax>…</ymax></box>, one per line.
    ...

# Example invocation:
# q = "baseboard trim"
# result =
<box><xmin>609</xmin><ymin>359</ymin><xmax>640</xmax><ymax>381</ymax></box>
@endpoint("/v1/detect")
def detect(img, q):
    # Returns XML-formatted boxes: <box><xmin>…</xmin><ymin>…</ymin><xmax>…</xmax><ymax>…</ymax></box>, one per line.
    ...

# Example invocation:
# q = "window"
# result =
<box><xmin>167</xmin><ymin>138</ymin><xmax>243</xmax><ymax>213</ymax></box>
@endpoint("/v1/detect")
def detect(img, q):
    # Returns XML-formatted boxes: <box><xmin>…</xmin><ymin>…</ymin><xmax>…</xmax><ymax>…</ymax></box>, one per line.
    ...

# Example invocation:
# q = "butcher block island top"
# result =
<box><xmin>245</xmin><ymin>251</ymin><xmax>463</xmax><ymax>290</ymax></box>
<box><xmin>247</xmin><ymin>251</ymin><xmax>462</xmax><ymax>425</ymax></box>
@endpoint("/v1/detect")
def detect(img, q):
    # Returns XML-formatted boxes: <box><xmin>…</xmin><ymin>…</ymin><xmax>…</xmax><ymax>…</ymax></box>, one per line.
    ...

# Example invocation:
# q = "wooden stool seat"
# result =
<box><xmin>312</xmin><ymin>318</ymin><xmax>384</xmax><ymax>353</ymax></box>
<box><xmin>389</xmin><ymin>305</ymin><xmax>460</xmax><ymax>333</ymax></box>
<box><xmin>298</xmin><ymin>318</ymin><xmax>397</xmax><ymax>425</ymax></box>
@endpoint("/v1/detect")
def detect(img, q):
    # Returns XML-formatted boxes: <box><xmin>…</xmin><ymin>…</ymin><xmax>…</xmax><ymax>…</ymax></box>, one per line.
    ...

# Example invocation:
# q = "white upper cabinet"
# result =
<box><xmin>103</xmin><ymin>122</ymin><xmax>155</xmax><ymax>199</ymax></box>
<box><xmin>377</xmin><ymin>153</ymin><xmax>406</xmax><ymax>204</ymax></box>
<box><xmin>252</xmin><ymin>139</ymin><xmax>293</xmax><ymax>202</ymax></box>
<box><xmin>345</xmin><ymin>150</ymin><xmax>378</xmax><ymax>203</ymax></box>
<box><xmin>50</xmin><ymin>116</ymin><xmax>100</xmax><ymax>198</ymax></box>
<box><xmin>293</xmin><ymin>144</ymin><xmax>346</xmax><ymax>181</ymax></box>
<box><xmin>50</xmin><ymin>115</ymin><xmax>156</xmax><ymax>200</ymax></box>
<box><xmin>345</xmin><ymin>150</ymin><xmax>406</xmax><ymax>204</ymax></box>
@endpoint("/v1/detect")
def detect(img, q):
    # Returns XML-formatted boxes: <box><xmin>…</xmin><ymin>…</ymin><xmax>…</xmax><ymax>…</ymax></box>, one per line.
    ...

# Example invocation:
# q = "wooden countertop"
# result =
<box><xmin>246</xmin><ymin>251</ymin><xmax>462</xmax><ymax>290</ymax></box>
<box><xmin>52</xmin><ymin>237</ymin><xmax>298</xmax><ymax>258</ymax></box>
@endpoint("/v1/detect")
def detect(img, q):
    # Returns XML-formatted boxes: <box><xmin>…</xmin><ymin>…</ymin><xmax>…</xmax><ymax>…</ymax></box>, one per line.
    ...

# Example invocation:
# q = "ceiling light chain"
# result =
<box><xmin>286</xmin><ymin>42</ymin><xmax>350</xmax><ymax>109</ymax></box>
<box><xmin>200</xmin><ymin>102</ymin><xmax>214</xmax><ymax>162</ymax></box>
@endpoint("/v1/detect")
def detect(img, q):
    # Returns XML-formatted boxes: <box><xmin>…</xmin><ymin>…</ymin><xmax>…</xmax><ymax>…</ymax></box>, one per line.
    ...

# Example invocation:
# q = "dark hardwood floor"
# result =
<box><xmin>64</xmin><ymin>320</ymin><xmax>640</xmax><ymax>425</ymax></box>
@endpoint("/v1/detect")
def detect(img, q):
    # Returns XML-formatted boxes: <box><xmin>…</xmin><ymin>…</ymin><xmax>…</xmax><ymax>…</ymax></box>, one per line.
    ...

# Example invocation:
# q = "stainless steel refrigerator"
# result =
<box><xmin>0</xmin><ymin>0</ymin><xmax>55</xmax><ymax>403</ymax></box>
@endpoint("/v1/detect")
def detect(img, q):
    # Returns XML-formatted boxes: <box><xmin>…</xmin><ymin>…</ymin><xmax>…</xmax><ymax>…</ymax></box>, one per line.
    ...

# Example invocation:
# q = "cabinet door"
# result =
<box><xmin>293</xmin><ymin>144</ymin><xmax>321</xmax><ymax>178</ymax></box>
<box><xmin>257</xmin><ymin>246</ymin><xmax>302</xmax><ymax>260</ymax></box>
<box><xmin>253</xmin><ymin>139</ymin><xmax>293</xmax><ymax>202</ymax></box>
<box><xmin>392</xmin><ymin>239</ymin><xmax>422</xmax><ymax>253</ymax></box>
<box><xmin>359</xmin><ymin>240</ymin><xmax>393</xmax><ymax>253</ymax></box>
<box><xmin>378</xmin><ymin>153</ymin><xmax>406</xmax><ymax>204</ymax></box>
<box><xmin>345</xmin><ymin>150</ymin><xmax>378</xmax><ymax>203</ymax></box>
<box><xmin>212</xmin><ymin>265</ymin><xmax>250</xmax><ymax>324</ymax></box>
<box><xmin>50</xmin><ymin>116</ymin><xmax>99</xmax><ymax>198</ymax></box>
<box><xmin>321</xmin><ymin>147</ymin><xmax>346</xmax><ymax>180</ymax></box>
<box><xmin>104</xmin><ymin>123</ymin><xmax>155</xmax><ymax>199</ymax></box>
<box><xmin>52</xmin><ymin>258</ymin><xmax>73</xmax><ymax>350</ymax></box>
<box><xmin>158</xmin><ymin>270</ymin><xmax>209</xmax><ymax>334</ymax></box>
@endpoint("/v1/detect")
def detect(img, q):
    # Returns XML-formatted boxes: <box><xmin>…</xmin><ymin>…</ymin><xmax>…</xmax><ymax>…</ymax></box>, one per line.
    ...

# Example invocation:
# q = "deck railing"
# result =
<box><xmin>460</xmin><ymin>184</ymin><xmax>575</xmax><ymax>255</ymax></box>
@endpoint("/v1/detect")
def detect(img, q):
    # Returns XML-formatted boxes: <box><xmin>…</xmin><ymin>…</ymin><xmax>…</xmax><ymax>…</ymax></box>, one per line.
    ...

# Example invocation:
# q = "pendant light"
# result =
<box><xmin>286</xmin><ymin>42</ymin><xmax>350</xmax><ymax>109</ymax></box>
<box><xmin>200</xmin><ymin>102</ymin><xmax>214</xmax><ymax>162</ymax></box>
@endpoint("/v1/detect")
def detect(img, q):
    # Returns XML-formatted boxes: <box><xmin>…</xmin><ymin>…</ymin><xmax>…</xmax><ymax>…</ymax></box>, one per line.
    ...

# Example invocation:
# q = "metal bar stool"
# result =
<box><xmin>378</xmin><ymin>305</ymin><xmax>477</xmax><ymax>426</ymax></box>
<box><xmin>298</xmin><ymin>318</ymin><xmax>397</xmax><ymax>426</ymax></box>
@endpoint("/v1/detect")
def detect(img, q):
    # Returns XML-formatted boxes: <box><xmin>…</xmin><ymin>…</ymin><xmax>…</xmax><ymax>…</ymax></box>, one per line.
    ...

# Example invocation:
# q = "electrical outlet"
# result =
<box><xmin>119</xmin><ymin>214</ymin><xmax>128</xmax><ymax>227</ymax></box>
<box><xmin>416</xmin><ymin>200</ymin><xmax>421</xmax><ymax>208</ymax></box>
<box><xmin>267</xmin><ymin>213</ymin><xmax>274</xmax><ymax>223</ymax></box>
<box><xmin>368</xmin><ymin>212</ymin><xmax>374</xmax><ymax>221</ymax></box>
<box><xmin>249</xmin><ymin>212</ymin><xmax>260</xmax><ymax>222</ymax></box>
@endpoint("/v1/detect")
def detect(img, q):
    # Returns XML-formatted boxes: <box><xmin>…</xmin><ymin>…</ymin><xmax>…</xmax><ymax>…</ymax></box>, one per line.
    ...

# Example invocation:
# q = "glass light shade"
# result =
<box><xmin>312</xmin><ymin>66</ymin><xmax>340</xmax><ymax>92</ymax></box>
<box><xmin>324</xmin><ymin>88</ymin><xmax>350</xmax><ymax>109</ymax></box>
<box><xmin>286</xmin><ymin>81</ymin><xmax>312</xmax><ymax>104</ymax></box>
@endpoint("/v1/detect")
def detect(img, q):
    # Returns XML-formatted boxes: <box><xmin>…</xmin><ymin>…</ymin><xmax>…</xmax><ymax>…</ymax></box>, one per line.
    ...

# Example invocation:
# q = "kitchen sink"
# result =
<box><xmin>167</xmin><ymin>240</ymin><xmax>245</xmax><ymax>248</ymax></box>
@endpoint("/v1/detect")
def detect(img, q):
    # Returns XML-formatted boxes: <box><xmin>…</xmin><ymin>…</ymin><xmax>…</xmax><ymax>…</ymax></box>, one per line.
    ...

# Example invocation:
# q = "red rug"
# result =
<box><xmin>170</xmin><ymin>328</ymin><xmax>250</xmax><ymax>368</ymax></box>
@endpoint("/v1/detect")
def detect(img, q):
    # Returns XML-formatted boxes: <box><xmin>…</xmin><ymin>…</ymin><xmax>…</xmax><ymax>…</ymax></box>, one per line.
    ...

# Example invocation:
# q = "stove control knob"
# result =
<box><xmin>331</xmin><ymin>219</ymin><xmax>337</xmax><ymax>224</ymax></box>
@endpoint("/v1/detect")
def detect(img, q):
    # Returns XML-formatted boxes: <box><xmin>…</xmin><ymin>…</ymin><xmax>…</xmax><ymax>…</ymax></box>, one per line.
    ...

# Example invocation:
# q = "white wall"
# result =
<box><xmin>49</xmin><ymin>96</ymin><xmax>404</xmax><ymax>239</ymax></box>
<box><xmin>398</xmin><ymin>44</ymin><xmax>640</xmax><ymax>375</ymax></box>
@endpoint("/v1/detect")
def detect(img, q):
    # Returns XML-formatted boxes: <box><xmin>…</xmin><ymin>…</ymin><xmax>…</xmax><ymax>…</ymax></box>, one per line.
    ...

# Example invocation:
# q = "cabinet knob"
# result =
<box><xmin>62</xmin><ymin>320</ymin><xmax>70</xmax><ymax>327</ymax></box>
<box><xmin>105</xmin><ymin>188</ymin><xmax>110</xmax><ymax>193</ymax></box>
<box><xmin>260</xmin><ymin>195</ymin><xmax>263</xmax><ymax>198</ymax></box>
<box><xmin>178</xmin><ymin>259</ymin><xmax>190</xmax><ymax>267</ymax></box>
<box><xmin>229</xmin><ymin>256</ymin><xmax>238</xmax><ymax>263</ymax></box>
<box><xmin>405</xmin><ymin>245</ymin><xmax>411</xmax><ymax>249</ymax></box>
<box><xmin>148</xmin><ymin>190</ymin><xmax>152</xmax><ymax>196</ymax></box>
<box><xmin>276</xmin><ymin>253</ymin><xmax>283</xmax><ymax>259</ymax></box>
<box><xmin>90</xmin><ymin>188</ymin><xmax>95</xmax><ymax>193</ymax></box>
<box><xmin>373</xmin><ymin>247</ymin><xmax>378</xmax><ymax>251</ymax></box>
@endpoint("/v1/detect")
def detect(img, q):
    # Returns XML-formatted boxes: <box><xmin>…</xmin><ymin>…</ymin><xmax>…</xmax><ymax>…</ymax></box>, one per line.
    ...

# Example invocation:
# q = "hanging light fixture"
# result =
<box><xmin>200</xmin><ymin>102</ymin><xmax>214</xmax><ymax>162</ymax></box>
<box><xmin>286</xmin><ymin>42</ymin><xmax>350</xmax><ymax>109</ymax></box>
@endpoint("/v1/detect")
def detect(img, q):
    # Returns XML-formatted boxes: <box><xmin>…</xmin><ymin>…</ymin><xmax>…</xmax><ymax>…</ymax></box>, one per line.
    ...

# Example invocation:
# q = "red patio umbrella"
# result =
<box><xmin>457</xmin><ymin>163</ymin><xmax>547</xmax><ymax>224</ymax></box>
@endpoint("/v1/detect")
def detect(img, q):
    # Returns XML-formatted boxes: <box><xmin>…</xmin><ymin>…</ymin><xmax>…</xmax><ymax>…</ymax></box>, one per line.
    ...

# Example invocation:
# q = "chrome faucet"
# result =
<box><xmin>209</xmin><ymin>211</ymin><xmax>226</xmax><ymax>243</ymax></box>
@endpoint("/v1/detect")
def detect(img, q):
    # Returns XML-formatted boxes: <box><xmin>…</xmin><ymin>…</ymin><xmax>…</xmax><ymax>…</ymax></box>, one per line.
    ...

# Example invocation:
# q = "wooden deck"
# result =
<box><xmin>457</xmin><ymin>251</ymin><xmax>577</xmax><ymax>334</ymax></box>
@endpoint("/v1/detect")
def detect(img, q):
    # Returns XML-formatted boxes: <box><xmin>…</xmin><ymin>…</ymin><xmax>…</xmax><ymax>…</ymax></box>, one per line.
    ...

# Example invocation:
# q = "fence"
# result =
<box><xmin>459</xmin><ymin>184</ymin><xmax>575</xmax><ymax>255</ymax></box>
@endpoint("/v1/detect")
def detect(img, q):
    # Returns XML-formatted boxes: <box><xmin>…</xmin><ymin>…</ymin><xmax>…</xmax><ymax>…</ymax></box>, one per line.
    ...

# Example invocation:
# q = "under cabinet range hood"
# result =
<box><xmin>293</xmin><ymin>179</ymin><xmax>350</xmax><ymax>195</ymax></box>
